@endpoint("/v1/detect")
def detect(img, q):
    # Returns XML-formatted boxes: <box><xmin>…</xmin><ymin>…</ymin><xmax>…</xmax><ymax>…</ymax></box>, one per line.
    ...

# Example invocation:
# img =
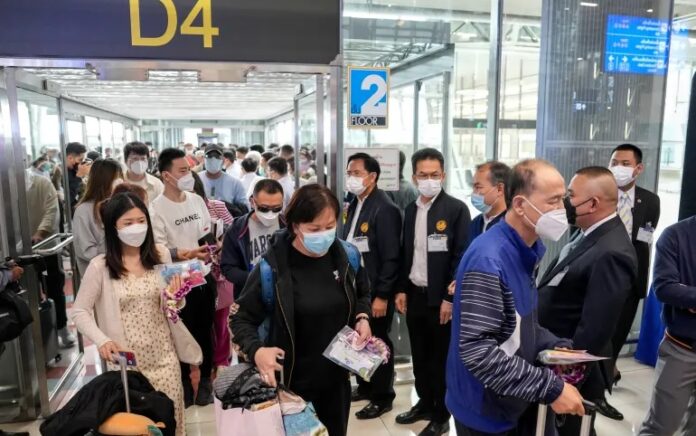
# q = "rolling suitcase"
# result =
<box><xmin>39</xmin><ymin>298</ymin><xmax>61</xmax><ymax>365</ymax></box>
<box><xmin>536</xmin><ymin>401</ymin><xmax>596</xmax><ymax>436</ymax></box>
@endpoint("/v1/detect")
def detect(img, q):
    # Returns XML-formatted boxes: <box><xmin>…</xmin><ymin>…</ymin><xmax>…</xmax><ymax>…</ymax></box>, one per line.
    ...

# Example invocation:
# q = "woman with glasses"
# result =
<box><xmin>231</xmin><ymin>184</ymin><xmax>372</xmax><ymax>436</ymax></box>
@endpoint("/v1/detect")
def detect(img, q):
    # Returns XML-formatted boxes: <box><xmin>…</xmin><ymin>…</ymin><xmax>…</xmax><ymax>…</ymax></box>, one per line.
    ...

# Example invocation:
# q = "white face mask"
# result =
<box><xmin>117</xmin><ymin>223</ymin><xmax>148</xmax><ymax>247</ymax></box>
<box><xmin>417</xmin><ymin>179</ymin><xmax>442</xmax><ymax>198</ymax></box>
<box><xmin>522</xmin><ymin>198</ymin><xmax>569</xmax><ymax>242</ymax></box>
<box><xmin>345</xmin><ymin>176</ymin><xmax>367</xmax><ymax>196</ymax></box>
<box><xmin>205</xmin><ymin>157</ymin><xmax>223</xmax><ymax>174</ymax></box>
<box><xmin>173</xmin><ymin>172</ymin><xmax>195</xmax><ymax>192</ymax></box>
<box><xmin>128</xmin><ymin>160</ymin><xmax>148</xmax><ymax>176</ymax></box>
<box><xmin>256</xmin><ymin>209</ymin><xmax>280</xmax><ymax>227</ymax></box>
<box><xmin>610</xmin><ymin>165</ymin><xmax>635</xmax><ymax>188</ymax></box>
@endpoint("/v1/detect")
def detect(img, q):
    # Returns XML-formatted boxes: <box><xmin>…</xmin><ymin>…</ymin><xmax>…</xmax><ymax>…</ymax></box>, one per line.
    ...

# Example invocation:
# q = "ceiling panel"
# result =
<box><xmin>23</xmin><ymin>68</ymin><xmax>311</xmax><ymax>120</ymax></box>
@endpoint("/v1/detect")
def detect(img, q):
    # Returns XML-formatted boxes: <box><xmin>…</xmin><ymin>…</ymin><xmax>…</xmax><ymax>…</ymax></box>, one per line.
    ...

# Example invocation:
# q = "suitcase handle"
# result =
<box><xmin>536</xmin><ymin>401</ymin><xmax>597</xmax><ymax>436</ymax></box>
<box><xmin>113</xmin><ymin>354</ymin><xmax>131</xmax><ymax>413</ymax></box>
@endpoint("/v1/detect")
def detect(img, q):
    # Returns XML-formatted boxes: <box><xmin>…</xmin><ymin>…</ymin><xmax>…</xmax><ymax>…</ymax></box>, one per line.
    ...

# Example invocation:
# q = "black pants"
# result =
<box><xmin>42</xmin><ymin>253</ymin><xmax>67</xmax><ymax>330</ymax></box>
<box><xmin>611</xmin><ymin>293</ymin><xmax>641</xmax><ymax>365</ymax></box>
<box><xmin>180</xmin><ymin>274</ymin><xmax>216</xmax><ymax>380</ymax></box>
<box><xmin>356</xmin><ymin>298</ymin><xmax>395</xmax><ymax>406</ymax></box>
<box><xmin>294</xmin><ymin>376</ymin><xmax>351</xmax><ymax>436</ymax></box>
<box><xmin>406</xmin><ymin>289</ymin><xmax>451</xmax><ymax>423</ymax></box>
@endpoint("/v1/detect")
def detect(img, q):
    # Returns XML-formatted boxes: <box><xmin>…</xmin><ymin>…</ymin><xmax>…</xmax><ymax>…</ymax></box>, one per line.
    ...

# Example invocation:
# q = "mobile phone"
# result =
<box><xmin>81</xmin><ymin>158</ymin><xmax>93</xmax><ymax>165</ymax></box>
<box><xmin>116</xmin><ymin>351</ymin><xmax>137</xmax><ymax>367</ymax></box>
<box><xmin>198</xmin><ymin>233</ymin><xmax>216</xmax><ymax>247</ymax></box>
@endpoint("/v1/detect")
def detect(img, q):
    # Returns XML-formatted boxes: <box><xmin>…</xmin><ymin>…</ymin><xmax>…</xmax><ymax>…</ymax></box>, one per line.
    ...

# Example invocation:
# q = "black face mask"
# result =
<box><xmin>564</xmin><ymin>196</ymin><xmax>594</xmax><ymax>226</ymax></box>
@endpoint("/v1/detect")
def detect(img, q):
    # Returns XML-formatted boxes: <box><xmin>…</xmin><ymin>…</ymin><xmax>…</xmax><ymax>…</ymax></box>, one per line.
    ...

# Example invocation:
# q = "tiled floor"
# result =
<box><xmin>0</xmin><ymin>358</ymin><xmax>656</xmax><ymax>436</ymax></box>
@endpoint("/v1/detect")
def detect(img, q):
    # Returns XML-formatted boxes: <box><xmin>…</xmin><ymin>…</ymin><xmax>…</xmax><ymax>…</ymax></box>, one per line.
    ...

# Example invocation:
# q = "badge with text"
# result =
<box><xmin>348</xmin><ymin>66</ymin><xmax>389</xmax><ymax>129</ymax></box>
<box><xmin>427</xmin><ymin>234</ymin><xmax>448</xmax><ymax>252</ymax></box>
<box><xmin>353</xmin><ymin>236</ymin><xmax>370</xmax><ymax>253</ymax></box>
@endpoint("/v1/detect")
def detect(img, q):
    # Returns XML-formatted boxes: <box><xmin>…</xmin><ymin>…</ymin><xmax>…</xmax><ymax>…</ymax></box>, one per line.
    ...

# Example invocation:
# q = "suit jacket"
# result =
<box><xmin>630</xmin><ymin>186</ymin><xmax>660</xmax><ymax>298</ymax></box>
<box><xmin>537</xmin><ymin>216</ymin><xmax>637</xmax><ymax>393</ymax></box>
<box><xmin>341</xmin><ymin>188</ymin><xmax>402</xmax><ymax>300</ymax></box>
<box><xmin>399</xmin><ymin>191</ymin><xmax>471</xmax><ymax>306</ymax></box>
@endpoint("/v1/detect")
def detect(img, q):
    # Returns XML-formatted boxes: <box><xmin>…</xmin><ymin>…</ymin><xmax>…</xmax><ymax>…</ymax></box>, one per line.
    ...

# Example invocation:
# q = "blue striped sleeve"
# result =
<box><xmin>457</xmin><ymin>271</ymin><xmax>564</xmax><ymax>404</ymax></box>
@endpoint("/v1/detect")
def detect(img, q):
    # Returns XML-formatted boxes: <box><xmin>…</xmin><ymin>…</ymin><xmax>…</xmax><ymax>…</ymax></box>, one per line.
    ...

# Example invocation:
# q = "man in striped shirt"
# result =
<box><xmin>446</xmin><ymin>159</ymin><xmax>585</xmax><ymax>435</ymax></box>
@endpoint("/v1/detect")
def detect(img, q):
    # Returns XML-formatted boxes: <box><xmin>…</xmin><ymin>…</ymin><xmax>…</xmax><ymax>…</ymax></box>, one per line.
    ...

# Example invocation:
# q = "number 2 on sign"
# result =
<box><xmin>360</xmin><ymin>74</ymin><xmax>388</xmax><ymax>116</ymax></box>
<box><xmin>130</xmin><ymin>0</ymin><xmax>219</xmax><ymax>48</ymax></box>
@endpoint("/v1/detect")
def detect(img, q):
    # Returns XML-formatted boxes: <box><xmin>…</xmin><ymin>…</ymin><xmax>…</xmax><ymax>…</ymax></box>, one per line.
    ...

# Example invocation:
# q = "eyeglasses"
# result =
<box><xmin>415</xmin><ymin>173</ymin><xmax>442</xmax><ymax>181</ymax></box>
<box><xmin>256</xmin><ymin>205</ymin><xmax>283</xmax><ymax>213</ymax></box>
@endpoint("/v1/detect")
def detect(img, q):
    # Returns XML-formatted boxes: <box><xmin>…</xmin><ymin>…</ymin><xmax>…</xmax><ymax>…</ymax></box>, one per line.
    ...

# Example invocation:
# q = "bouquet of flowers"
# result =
<box><xmin>156</xmin><ymin>260</ymin><xmax>206</xmax><ymax>323</ymax></box>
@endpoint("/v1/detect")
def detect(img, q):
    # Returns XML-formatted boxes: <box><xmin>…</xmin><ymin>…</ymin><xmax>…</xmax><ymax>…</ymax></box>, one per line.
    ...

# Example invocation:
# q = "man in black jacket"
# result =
<box><xmin>538</xmin><ymin>166</ymin><xmax>637</xmax><ymax>436</ymax></box>
<box><xmin>342</xmin><ymin>152</ymin><xmax>402</xmax><ymax>420</ymax></box>
<box><xmin>221</xmin><ymin>179</ymin><xmax>285</xmax><ymax>298</ymax></box>
<box><xmin>394</xmin><ymin>148</ymin><xmax>470</xmax><ymax>436</ymax></box>
<box><xmin>608</xmin><ymin>143</ymin><xmax>661</xmax><ymax>416</ymax></box>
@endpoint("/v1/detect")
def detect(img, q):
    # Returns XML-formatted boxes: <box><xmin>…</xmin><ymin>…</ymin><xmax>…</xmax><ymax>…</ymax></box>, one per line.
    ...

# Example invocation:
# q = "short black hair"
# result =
<box><xmin>612</xmin><ymin>143</ymin><xmax>643</xmax><ymax>164</ymax></box>
<box><xmin>190</xmin><ymin>171</ymin><xmax>207</xmax><ymax>202</ymax></box>
<box><xmin>253</xmin><ymin>179</ymin><xmax>284</xmax><ymax>197</ymax></box>
<box><xmin>411</xmin><ymin>148</ymin><xmax>444</xmax><ymax>173</ymax></box>
<box><xmin>267</xmin><ymin>156</ymin><xmax>288</xmax><ymax>176</ymax></box>
<box><xmin>398</xmin><ymin>150</ymin><xmax>407</xmax><ymax>178</ymax></box>
<box><xmin>223</xmin><ymin>150</ymin><xmax>235</xmax><ymax>161</ymax></box>
<box><xmin>241</xmin><ymin>157</ymin><xmax>259</xmax><ymax>173</ymax></box>
<box><xmin>250</xmin><ymin>144</ymin><xmax>265</xmax><ymax>153</ymax></box>
<box><xmin>236</xmin><ymin>146</ymin><xmax>249</xmax><ymax>155</ymax></box>
<box><xmin>477</xmin><ymin>161</ymin><xmax>511</xmax><ymax>186</ymax></box>
<box><xmin>285</xmin><ymin>184</ymin><xmax>340</xmax><ymax>236</ymax></box>
<box><xmin>261</xmin><ymin>151</ymin><xmax>275</xmax><ymax>162</ymax></box>
<box><xmin>86</xmin><ymin>151</ymin><xmax>102</xmax><ymax>161</ymax></box>
<box><xmin>158</xmin><ymin>147</ymin><xmax>186</xmax><ymax>174</ymax></box>
<box><xmin>123</xmin><ymin>141</ymin><xmax>149</xmax><ymax>161</ymax></box>
<box><xmin>66</xmin><ymin>142</ymin><xmax>87</xmax><ymax>157</ymax></box>
<box><xmin>506</xmin><ymin>159</ymin><xmax>554</xmax><ymax>209</ymax></box>
<box><xmin>280</xmin><ymin>144</ymin><xmax>294</xmax><ymax>156</ymax></box>
<box><xmin>347</xmin><ymin>152</ymin><xmax>381</xmax><ymax>182</ymax></box>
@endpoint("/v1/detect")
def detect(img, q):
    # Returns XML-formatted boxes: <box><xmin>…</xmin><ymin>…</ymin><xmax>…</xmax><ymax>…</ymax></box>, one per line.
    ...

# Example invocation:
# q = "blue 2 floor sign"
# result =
<box><xmin>349</xmin><ymin>67</ymin><xmax>390</xmax><ymax>128</ymax></box>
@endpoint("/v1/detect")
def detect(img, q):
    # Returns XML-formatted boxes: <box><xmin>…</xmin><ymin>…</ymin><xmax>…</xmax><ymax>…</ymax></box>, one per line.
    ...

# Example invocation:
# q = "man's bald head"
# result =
<box><xmin>573</xmin><ymin>166</ymin><xmax>618</xmax><ymax>206</ymax></box>
<box><xmin>567</xmin><ymin>166</ymin><xmax>619</xmax><ymax>230</ymax></box>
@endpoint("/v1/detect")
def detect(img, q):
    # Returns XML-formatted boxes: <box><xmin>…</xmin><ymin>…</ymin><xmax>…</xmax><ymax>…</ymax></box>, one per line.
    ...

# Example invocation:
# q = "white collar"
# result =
<box><xmin>583</xmin><ymin>212</ymin><xmax>618</xmax><ymax>236</ymax></box>
<box><xmin>416</xmin><ymin>193</ymin><xmax>438</xmax><ymax>209</ymax></box>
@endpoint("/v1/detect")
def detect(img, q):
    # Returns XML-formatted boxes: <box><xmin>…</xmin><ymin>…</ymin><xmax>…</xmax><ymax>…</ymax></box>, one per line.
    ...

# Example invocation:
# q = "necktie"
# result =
<box><xmin>618</xmin><ymin>193</ymin><xmax>633</xmax><ymax>235</ymax></box>
<box><xmin>557</xmin><ymin>233</ymin><xmax>584</xmax><ymax>265</ymax></box>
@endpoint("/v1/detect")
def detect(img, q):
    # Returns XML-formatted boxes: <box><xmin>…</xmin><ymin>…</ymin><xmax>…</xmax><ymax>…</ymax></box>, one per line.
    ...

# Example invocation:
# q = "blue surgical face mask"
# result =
<box><xmin>300</xmin><ymin>228</ymin><xmax>336</xmax><ymax>256</ymax></box>
<box><xmin>205</xmin><ymin>157</ymin><xmax>223</xmax><ymax>174</ymax></box>
<box><xmin>471</xmin><ymin>193</ymin><xmax>492</xmax><ymax>214</ymax></box>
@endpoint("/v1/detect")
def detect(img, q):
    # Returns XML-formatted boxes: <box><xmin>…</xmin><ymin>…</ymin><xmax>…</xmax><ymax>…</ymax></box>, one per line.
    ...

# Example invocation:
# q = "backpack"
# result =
<box><xmin>257</xmin><ymin>240</ymin><xmax>361</xmax><ymax>343</ymax></box>
<box><xmin>0</xmin><ymin>282</ymin><xmax>33</xmax><ymax>343</ymax></box>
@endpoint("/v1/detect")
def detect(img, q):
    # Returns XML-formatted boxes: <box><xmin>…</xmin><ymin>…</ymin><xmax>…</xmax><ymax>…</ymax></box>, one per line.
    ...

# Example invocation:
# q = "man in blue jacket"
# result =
<box><xmin>221</xmin><ymin>179</ymin><xmax>285</xmax><ymax>298</ymax></box>
<box><xmin>447</xmin><ymin>159</ymin><xmax>586</xmax><ymax>435</ymax></box>
<box><xmin>639</xmin><ymin>216</ymin><xmax>696</xmax><ymax>435</ymax></box>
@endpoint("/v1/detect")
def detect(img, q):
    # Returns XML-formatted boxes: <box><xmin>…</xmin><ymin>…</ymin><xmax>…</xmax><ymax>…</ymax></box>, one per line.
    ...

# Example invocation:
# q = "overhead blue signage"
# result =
<box><xmin>348</xmin><ymin>67</ymin><xmax>390</xmax><ymax>129</ymax></box>
<box><xmin>0</xmin><ymin>0</ymin><xmax>340</xmax><ymax>65</ymax></box>
<box><xmin>604</xmin><ymin>15</ymin><xmax>686</xmax><ymax>76</ymax></box>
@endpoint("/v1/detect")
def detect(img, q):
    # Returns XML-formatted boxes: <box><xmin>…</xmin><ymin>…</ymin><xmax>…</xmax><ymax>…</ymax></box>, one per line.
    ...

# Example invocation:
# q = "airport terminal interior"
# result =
<box><xmin>1</xmin><ymin>0</ymin><xmax>696</xmax><ymax>435</ymax></box>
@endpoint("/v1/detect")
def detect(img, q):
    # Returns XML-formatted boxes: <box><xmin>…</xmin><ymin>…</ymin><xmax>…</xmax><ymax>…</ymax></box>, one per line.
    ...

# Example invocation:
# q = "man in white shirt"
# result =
<box><xmin>150</xmin><ymin>147</ymin><xmax>216</xmax><ymax>408</ymax></box>
<box><xmin>240</xmin><ymin>157</ymin><xmax>263</xmax><ymax>199</ymax></box>
<box><xmin>267</xmin><ymin>156</ymin><xmax>295</xmax><ymax>208</ymax></box>
<box><xmin>123</xmin><ymin>141</ymin><xmax>164</xmax><ymax>204</ymax></box>
<box><xmin>394</xmin><ymin>148</ymin><xmax>470</xmax><ymax>435</ymax></box>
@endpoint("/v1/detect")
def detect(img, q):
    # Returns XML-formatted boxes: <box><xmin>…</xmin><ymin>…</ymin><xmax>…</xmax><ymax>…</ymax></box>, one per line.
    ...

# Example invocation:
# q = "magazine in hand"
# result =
<box><xmin>322</xmin><ymin>326</ymin><xmax>390</xmax><ymax>382</ymax></box>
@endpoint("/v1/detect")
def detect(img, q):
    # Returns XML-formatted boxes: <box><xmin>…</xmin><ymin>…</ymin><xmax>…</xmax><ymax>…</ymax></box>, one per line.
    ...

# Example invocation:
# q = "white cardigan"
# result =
<box><xmin>71</xmin><ymin>244</ymin><xmax>202</xmax><ymax>365</ymax></box>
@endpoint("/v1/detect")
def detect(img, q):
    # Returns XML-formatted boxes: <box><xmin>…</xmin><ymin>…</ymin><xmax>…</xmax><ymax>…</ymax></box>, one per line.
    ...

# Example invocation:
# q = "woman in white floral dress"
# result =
<box><xmin>72</xmin><ymin>192</ymin><xmax>202</xmax><ymax>436</ymax></box>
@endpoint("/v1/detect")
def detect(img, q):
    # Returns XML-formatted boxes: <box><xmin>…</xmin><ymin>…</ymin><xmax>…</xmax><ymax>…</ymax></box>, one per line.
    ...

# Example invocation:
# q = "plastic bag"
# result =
<box><xmin>322</xmin><ymin>326</ymin><xmax>390</xmax><ymax>382</ymax></box>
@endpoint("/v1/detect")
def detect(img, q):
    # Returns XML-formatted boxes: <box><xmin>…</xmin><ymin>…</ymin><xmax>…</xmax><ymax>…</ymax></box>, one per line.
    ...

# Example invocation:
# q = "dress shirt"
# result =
<box><xmin>347</xmin><ymin>197</ymin><xmax>365</xmax><ymax>242</ymax></box>
<box><xmin>583</xmin><ymin>212</ymin><xmax>618</xmax><ymax>237</ymax></box>
<box><xmin>409</xmin><ymin>194</ymin><xmax>437</xmax><ymax>287</ymax></box>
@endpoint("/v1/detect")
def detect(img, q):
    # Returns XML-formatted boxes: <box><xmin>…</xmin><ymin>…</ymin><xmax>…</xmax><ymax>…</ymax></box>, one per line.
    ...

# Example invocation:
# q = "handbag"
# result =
<box><xmin>167</xmin><ymin>319</ymin><xmax>203</xmax><ymax>365</ymax></box>
<box><xmin>214</xmin><ymin>398</ymin><xmax>285</xmax><ymax>436</ymax></box>
<box><xmin>215</xmin><ymin>273</ymin><xmax>234</xmax><ymax>311</ymax></box>
<box><xmin>0</xmin><ymin>283</ymin><xmax>33</xmax><ymax>343</ymax></box>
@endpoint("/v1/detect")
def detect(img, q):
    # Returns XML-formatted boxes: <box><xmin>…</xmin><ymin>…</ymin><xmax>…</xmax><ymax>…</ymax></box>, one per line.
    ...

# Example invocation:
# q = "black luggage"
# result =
<box><xmin>0</xmin><ymin>283</ymin><xmax>33</xmax><ymax>343</ymax></box>
<box><xmin>39</xmin><ymin>298</ymin><xmax>60</xmax><ymax>365</ymax></box>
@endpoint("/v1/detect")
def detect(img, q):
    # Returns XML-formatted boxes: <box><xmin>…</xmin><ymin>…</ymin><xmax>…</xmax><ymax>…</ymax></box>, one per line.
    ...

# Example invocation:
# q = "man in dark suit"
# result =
<box><xmin>342</xmin><ymin>152</ymin><xmax>403</xmax><ymax>420</ymax></box>
<box><xmin>538</xmin><ymin>166</ymin><xmax>637</xmax><ymax>436</ymax></box>
<box><xmin>607</xmin><ymin>143</ymin><xmax>661</xmax><ymax>418</ymax></box>
<box><xmin>394</xmin><ymin>148</ymin><xmax>470</xmax><ymax>436</ymax></box>
<box><xmin>468</xmin><ymin>161</ymin><xmax>510</xmax><ymax>243</ymax></box>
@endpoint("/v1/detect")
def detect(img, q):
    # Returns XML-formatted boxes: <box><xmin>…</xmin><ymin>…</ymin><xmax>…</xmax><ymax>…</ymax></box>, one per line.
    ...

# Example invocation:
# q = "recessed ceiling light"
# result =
<box><xmin>647</xmin><ymin>8</ymin><xmax>654</xmax><ymax>13</ymax></box>
<box><xmin>580</xmin><ymin>2</ymin><xmax>598</xmax><ymax>7</ymax></box>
